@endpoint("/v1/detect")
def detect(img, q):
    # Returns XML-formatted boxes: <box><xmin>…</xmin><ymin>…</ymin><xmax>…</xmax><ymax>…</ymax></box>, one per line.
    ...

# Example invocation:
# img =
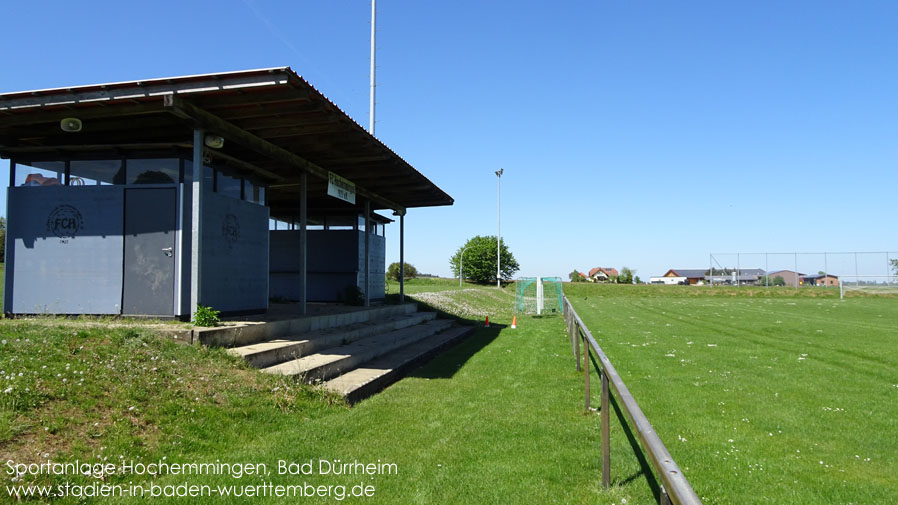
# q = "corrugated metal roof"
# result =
<box><xmin>0</xmin><ymin>67</ymin><xmax>453</xmax><ymax>214</ymax></box>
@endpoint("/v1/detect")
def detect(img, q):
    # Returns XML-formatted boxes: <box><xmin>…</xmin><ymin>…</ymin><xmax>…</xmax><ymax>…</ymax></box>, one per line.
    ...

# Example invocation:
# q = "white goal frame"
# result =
<box><xmin>839</xmin><ymin>275</ymin><xmax>898</xmax><ymax>299</ymax></box>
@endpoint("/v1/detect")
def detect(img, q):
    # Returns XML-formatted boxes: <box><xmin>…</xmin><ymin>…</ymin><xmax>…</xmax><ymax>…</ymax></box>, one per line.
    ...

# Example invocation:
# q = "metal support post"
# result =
<box><xmin>601</xmin><ymin>370</ymin><xmax>611</xmax><ymax>488</ymax></box>
<box><xmin>190</xmin><ymin>129</ymin><xmax>204</xmax><ymax>318</ymax></box>
<box><xmin>299</xmin><ymin>172</ymin><xmax>307</xmax><ymax>315</ymax></box>
<box><xmin>399</xmin><ymin>212</ymin><xmax>405</xmax><ymax>303</ymax></box>
<box><xmin>794</xmin><ymin>252</ymin><xmax>799</xmax><ymax>289</ymax></box>
<box><xmin>364</xmin><ymin>199</ymin><xmax>371</xmax><ymax>307</ymax></box>
<box><xmin>584</xmin><ymin>334</ymin><xmax>590</xmax><ymax>411</ymax></box>
<box><xmin>3</xmin><ymin>162</ymin><xmax>16</xmax><ymax>313</ymax></box>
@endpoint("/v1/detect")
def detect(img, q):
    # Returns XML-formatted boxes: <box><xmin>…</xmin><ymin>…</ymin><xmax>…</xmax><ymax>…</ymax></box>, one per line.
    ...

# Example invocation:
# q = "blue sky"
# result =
<box><xmin>2</xmin><ymin>1</ymin><xmax>896</xmax><ymax>279</ymax></box>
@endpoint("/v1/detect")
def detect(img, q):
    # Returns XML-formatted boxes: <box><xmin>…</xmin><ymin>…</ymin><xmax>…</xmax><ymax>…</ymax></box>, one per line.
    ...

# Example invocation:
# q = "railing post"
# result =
<box><xmin>583</xmin><ymin>333</ymin><xmax>590</xmax><ymax>411</ymax></box>
<box><xmin>575</xmin><ymin>324</ymin><xmax>581</xmax><ymax>372</ymax></box>
<box><xmin>660</xmin><ymin>485</ymin><xmax>672</xmax><ymax>505</ymax></box>
<box><xmin>601</xmin><ymin>369</ymin><xmax>611</xmax><ymax>488</ymax></box>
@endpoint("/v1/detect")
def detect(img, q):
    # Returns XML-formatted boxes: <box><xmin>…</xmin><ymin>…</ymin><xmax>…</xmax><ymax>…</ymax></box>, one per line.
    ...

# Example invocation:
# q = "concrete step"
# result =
<box><xmin>263</xmin><ymin>319</ymin><xmax>454</xmax><ymax>382</ymax></box>
<box><xmin>322</xmin><ymin>325</ymin><xmax>473</xmax><ymax>404</ymax></box>
<box><xmin>228</xmin><ymin>312</ymin><xmax>436</xmax><ymax>368</ymax></box>
<box><xmin>196</xmin><ymin>303</ymin><xmax>420</xmax><ymax>347</ymax></box>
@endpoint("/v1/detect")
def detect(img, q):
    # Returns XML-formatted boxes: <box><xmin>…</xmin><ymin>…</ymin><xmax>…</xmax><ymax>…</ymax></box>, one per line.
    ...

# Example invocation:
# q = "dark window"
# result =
<box><xmin>217</xmin><ymin>171</ymin><xmax>241</xmax><ymax>199</ymax></box>
<box><xmin>16</xmin><ymin>161</ymin><xmax>65</xmax><ymax>187</ymax></box>
<box><xmin>126</xmin><ymin>158</ymin><xmax>179</xmax><ymax>185</ymax></box>
<box><xmin>69</xmin><ymin>160</ymin><xmax>123</xmax><ymax>185</ymax></box>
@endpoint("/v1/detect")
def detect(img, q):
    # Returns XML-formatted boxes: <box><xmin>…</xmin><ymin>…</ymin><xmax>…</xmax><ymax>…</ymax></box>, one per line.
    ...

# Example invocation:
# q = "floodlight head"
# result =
<box><xmin>204</xmin><ymin>134</ymin><xmax>225</xmax><ymax>149</ymax></box>
<box><xmin>495</xmin><ymin>168</ymin><xmax>503</xmax><ymax>177</ymax></box>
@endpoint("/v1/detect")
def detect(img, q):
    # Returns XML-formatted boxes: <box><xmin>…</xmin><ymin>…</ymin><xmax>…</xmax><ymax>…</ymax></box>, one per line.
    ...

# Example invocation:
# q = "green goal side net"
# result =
<box><xmin>515</xmin><ymin>277</ymin><xmax>564</xmax><ymax>315</ymax></box>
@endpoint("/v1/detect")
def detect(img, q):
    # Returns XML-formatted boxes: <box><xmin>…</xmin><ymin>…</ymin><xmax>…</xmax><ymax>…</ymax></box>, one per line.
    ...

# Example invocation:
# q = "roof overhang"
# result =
<box><xmin>0</xmin><ymin>67</ymin><xmax>453</xmax><ymax>216</ymax></box>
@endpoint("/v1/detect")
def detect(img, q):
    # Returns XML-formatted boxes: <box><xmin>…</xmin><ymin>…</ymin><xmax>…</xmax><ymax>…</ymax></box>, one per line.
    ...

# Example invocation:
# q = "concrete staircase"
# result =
<box><xmin>223</xmin><ymin>303</ymin><xmax>472</xmax><ymax>403</ymax></box>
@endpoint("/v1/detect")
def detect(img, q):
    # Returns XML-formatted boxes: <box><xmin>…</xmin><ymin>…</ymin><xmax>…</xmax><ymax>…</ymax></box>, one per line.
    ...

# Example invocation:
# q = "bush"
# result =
<box><xmin>387</xmin><ymin>262</ymin><xmax>418</xmax><ymax>282</ymax></box>
<box><xmin>193</xmin><ymin>305</ymin><xmax>220</xmax><ymax>327</ymax></box>
<box><xmin>339</xmin><ymin>284</ymin><xmax>365</xmax><ymax>306</ymax></box>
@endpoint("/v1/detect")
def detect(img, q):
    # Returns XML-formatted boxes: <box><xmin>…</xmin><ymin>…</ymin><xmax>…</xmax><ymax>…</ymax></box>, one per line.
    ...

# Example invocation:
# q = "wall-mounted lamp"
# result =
<box><xmin>204</xmin><ymin>134</ymin><xmax>225</xmax><ymax>149</ymax></box>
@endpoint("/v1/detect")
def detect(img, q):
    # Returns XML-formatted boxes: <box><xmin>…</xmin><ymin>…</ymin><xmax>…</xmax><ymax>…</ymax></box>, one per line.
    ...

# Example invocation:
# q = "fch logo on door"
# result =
<box><xmin>46</xmin><ymin>205</ymin><xmax>84</xmax><ymax>240</ymax></box>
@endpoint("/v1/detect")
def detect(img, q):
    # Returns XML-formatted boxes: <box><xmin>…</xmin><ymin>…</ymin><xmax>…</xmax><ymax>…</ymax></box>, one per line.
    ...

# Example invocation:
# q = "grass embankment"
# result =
<box><xmin>1</xmin><ymin>280</ymin><xmax>646</xmax><ymax>504</ymax></box>
<box><xmin>565</xmin><ymin>283</ymin><xmax>898</xmax><ymax>504</ymax></box>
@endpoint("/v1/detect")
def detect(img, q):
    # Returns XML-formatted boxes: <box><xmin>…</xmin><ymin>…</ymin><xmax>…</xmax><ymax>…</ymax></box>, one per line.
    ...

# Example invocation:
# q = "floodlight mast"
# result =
<box><xmin>369</xmin><ymin>0</ymin><xmax>376</xmax><ymax>135</ymax></box>
<box><xmin>496</xmin><ymin>168</ymin><xmax>503</xmax><ymax>288</ymax></box>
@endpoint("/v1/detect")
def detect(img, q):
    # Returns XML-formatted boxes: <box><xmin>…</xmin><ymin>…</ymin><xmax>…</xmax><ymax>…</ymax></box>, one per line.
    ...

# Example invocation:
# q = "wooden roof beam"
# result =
<box><xmin>163</xmin><ymin>94</ymin><xmax>405</xmax><ymax>213</ymax></box>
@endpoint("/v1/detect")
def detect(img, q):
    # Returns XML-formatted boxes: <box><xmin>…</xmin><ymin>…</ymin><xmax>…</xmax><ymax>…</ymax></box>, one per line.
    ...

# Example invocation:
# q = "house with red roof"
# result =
<box><xmin>588</xmin><ymin>267</ymin><xmax>619</xmax><ymax>283</ymax></box>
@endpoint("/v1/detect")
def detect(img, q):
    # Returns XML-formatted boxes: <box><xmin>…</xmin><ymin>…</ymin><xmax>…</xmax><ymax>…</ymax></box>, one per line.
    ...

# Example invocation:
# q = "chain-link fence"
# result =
<box><xmin>708</xmin><ymin>251</ymin><xmax>897</xmax><ymax>288</ymax></box>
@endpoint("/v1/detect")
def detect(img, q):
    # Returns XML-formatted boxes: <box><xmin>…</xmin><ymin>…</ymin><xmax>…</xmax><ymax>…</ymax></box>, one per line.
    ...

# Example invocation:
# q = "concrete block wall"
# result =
<box><xmin>199</xmin><ymin>192</ymin><xmax>270</xmax><ymax>313</ymax></box>
<box><xmin>6</xmin><ymin>186</ymin><xmax>125</xmax><ymax>314</ymax></box>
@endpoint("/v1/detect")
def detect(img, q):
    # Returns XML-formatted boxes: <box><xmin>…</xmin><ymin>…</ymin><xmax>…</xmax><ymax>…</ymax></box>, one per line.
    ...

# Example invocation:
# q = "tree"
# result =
<box><xmin>619</xmin><ymin>266</ymin><xmax>635</xmax><ymax>284</ymax></box>
<box><xmin>569</xmin><ymin>270</ymin><xmax>581</xmax><ymax>282</ymax></box>
<box><xmin>449</xmin><ymin>235</ymin><xmax>519</xmax><ymax>284</ymax></box>
<box><xmin>634</xmin><ymin>275</ymin><xmax>642</xmax><ymax>284</ymax></box>
<box><xmin>891</xmin><ymin>259</ymin><xmax>897</xmax><ymax>276</ymax></box>
<box><xmin>387</xmin><ymin>262</ymin><xmax>417</xmax><ymax>282</ymax></box>
<box><xmin>773</xmin><ymin>275</ymin><xmax>786</xmax><ymax>286</ymax></box>
<box><xmin>0</xmin><ymin>216</ymin><xmax>5</xmax><ymax>263</ymax></box>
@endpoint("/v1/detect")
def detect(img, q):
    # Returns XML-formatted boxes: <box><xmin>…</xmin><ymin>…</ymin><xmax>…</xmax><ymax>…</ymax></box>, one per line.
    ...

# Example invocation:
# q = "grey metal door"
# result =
<box><xmin>123</xmin><ymin>188</ymin><xmax>177</xmax><ymax>315</ymax></box>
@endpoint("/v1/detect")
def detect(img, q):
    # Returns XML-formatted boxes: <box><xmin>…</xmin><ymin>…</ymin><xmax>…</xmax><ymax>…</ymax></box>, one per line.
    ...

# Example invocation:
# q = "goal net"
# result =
<box><xmin>515</xmin><ymin>277</ymin><xmax>563</xmax><ymax>315</ymax></box>
<box><xmin>840</xmin><ymin>275</ymin><xmax>898</xmax><ymax>299</ymax></box>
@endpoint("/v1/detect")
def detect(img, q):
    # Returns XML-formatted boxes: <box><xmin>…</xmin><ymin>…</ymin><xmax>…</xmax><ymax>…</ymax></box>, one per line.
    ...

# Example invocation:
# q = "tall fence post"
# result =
<box><xmin>583</xmin><ymin>333</ymin><xmax>590</xmax><ymax>411</ymax></box>
<box><xmin>601</xmin><ymin>370</ymin><xmax>610</xmax><ymax>488</ymax></box>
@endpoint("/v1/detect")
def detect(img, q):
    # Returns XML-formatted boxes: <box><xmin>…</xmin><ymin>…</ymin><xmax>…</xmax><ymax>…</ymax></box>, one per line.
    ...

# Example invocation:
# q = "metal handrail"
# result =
<box><xmin>563</xmin><ymin>296</ymin><xmax>703</xmax><ymax>505</ymax></box>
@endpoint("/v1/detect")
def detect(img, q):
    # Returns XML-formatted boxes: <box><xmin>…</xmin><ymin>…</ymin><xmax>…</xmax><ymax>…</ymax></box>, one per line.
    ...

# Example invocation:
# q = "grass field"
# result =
<box><xmin>1</xmin><ymin>279</ymin><xmax>895</xmax><ymax>503</ymax></box>
<box><xmin>0</xmin><ymin>280</ymin><xmax>633</xmax><ymax>504</ymax></box>
<box><xmin>564</xmin><ymin>283</ymin><xmax>898</xmax><ymax>504</ymax></box>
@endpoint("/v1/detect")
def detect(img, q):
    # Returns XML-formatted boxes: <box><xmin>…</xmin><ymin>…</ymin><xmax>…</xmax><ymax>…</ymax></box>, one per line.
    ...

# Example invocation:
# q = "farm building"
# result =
<box><xmin>803</xmin><ymin>274</ymin><xmax>839</xmax><ymax>287</ymax></box>
<box><xmin>0</xmin><ymin>67</ymin><xmax>453</xmax><ymax>318</ymax></box>
<box><xmin>660</xmin><ymin>269</ymin><xmax>707</xmax><ymax>285</ymax></box>
<box><xmin>766</xmin><ymin>270</ymin><xmax>805</xmax><ymax>287</ymax></box>
<box><xmin>656</xmin><ymin>268</ymin><xmax>767</xmax><ymax>285</ymax></box>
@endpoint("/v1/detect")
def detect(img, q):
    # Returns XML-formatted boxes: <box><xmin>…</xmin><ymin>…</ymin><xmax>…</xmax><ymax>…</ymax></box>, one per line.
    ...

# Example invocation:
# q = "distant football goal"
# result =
<box><xmin>515</xmin><ymin>277</ymin><xmax>563</xmax><ymax>315</ymax></box>
<box><xmin>840</xmin><ymin>275</ymin><xmax>898</xmax><ymax>299</ymax></box>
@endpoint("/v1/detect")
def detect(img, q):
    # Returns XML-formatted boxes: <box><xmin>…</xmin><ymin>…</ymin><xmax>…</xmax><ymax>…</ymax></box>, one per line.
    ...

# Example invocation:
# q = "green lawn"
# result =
<box><xmin>0</xmin><ymin>281</ymin><xmax>647</xmax><ymax>504</ymax></box>
<box><xmin>564</xmin><ymin>283</ymin><xmax>898</xmax><ymax>504</ymax></box>
<box><xmin>3</xmin><ymin>280</ymin><xmax>894</xmax><ymax>504</ymax></box>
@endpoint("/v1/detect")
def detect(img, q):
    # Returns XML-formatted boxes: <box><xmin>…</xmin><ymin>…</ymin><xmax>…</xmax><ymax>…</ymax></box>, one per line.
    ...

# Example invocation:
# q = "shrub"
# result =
<box><xmin>193</xmin><ymin>305</ymin><xmax>220</xmax><ymax>327</ymax></box>
<box><xmin>339</xmin><ymin>284</ymin><xmax>365</xmax><ymax>306</ymax></box>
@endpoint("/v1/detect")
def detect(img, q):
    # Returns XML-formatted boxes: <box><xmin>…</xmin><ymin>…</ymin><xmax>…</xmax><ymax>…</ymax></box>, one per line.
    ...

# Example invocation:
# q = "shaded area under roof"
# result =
<box><xmin>0</xmin><ymin>67</ymin><xmax>453</xmax><ymax>216</ymax></box>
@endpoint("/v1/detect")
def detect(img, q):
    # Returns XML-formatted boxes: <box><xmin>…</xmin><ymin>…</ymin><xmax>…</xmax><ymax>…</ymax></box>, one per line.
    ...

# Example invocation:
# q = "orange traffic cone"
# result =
<box><xmin>511</xmin><ymin>316</ymin><xmax>517</xmax><ymax>329</ymax></box>
<box><xmin>484</xmin><ymin>316</ymin><xmax>490</xmax><ymax>327</ymax></box>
